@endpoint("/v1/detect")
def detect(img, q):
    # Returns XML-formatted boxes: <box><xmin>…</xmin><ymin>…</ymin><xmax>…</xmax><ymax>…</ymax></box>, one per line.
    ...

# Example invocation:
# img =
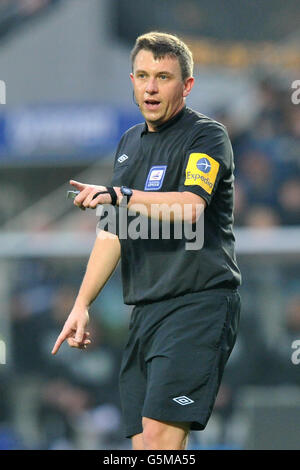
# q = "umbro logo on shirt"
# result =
<box><xmin>117</xmin><ymin>154</ymin><xmax>129</xmax><ymax>163</ymax></box>
<box><xmin>172</xmin><ymin>396</ymin><xmax>194</xmax><ymax>406</ymax></box>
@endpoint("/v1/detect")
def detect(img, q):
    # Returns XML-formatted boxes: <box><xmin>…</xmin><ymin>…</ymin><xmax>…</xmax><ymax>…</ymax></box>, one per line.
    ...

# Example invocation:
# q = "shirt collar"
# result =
<box><xmin>141</xmin><ymin>105</ymin><xmax>186</xmax><ymax>136</ymax></box>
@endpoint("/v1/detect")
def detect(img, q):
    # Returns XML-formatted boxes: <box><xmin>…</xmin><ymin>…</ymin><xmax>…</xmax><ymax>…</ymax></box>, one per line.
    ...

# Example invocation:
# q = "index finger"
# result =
<box><xmin>51</xmin><ymin>330</ymin><xmax>68</xmax><ymax>355</ymax></box>
<box><xmin>70</xmin><ymin>180</ymin><xmax>87</xmax><ymax>191</ymax></box>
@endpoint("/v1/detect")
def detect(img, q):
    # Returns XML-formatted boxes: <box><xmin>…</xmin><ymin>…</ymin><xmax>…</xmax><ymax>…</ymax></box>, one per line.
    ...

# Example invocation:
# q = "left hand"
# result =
<box><xmin>70</xmin><ymin>180</ymin><xmax>112</xmax><ymax>210</ymax></box>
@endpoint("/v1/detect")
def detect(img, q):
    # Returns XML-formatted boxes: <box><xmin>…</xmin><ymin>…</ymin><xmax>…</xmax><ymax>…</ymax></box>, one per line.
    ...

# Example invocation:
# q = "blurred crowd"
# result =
<box><xmin>0</xmin><ymin>72</ymin><xmax>299</xmax><ymax>449</ymax></box>
<box><xmin>0</xmin><ymin>255</ymin><xmax>299</xmax><ymax>450</ymax></box>
<box><xmin>0</xmin><ymin>258</ymin><xmax>132</xmax><ymax>450</ymax></box>
<box><xmin>214</xmin><ymin>75</ymin><xmax>300</xmax><ymax>228</ymax></box>
<box><xmin>0</xmin><ymin>0</ymin><xmax>60</xmax><ymax>40</ymax></box>
<box><xmin>0</xmin><ymin>73</ymin><xmax>299</xmax><ymax>230</ymax></box>
<box><xmin>0</xmin><ymin>10</ymin><xmax>299</xmax><ymax>444</ymax></box>
<box><xmin>0</xmin><ymin>0</ymin><xmax>299</xmax><ymax>453</ymax></box>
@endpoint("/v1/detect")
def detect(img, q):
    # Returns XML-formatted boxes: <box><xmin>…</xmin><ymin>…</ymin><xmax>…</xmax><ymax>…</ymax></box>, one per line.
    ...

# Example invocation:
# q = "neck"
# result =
<box><xmin>146</xmin><ymin>102</ymin><xmax>185</xmax><ymax>132</ymax></box>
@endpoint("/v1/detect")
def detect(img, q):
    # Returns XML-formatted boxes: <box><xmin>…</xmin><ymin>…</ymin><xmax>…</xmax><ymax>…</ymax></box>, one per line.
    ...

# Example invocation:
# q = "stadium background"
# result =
<box><xmin>0</xmin><ymin>0</ymin><xmax>299</xmax><ymax>450</ymax></box>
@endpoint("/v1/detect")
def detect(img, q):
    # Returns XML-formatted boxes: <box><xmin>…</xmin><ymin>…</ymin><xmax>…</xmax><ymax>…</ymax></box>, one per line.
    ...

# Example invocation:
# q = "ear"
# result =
<box><xmin>130</xmin><ymin>72</ymin><xmax>134</xmax><ymax>84</ymax></box>
<box><xmin>183</xmin><ymin>77</ymin><xmax>194</xmax><ymax>98</ymax></box>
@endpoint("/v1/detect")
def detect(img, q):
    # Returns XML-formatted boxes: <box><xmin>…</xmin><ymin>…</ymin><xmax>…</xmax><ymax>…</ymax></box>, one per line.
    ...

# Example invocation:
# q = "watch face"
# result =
<box><xmin>122</xmin><ymin>187</ymin><xmax>132</xmax><ymax>196</ymax></box>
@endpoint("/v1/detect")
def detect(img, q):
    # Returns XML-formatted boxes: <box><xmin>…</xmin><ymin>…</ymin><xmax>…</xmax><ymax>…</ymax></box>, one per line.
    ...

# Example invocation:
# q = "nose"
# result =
<box><xmin>146</xmin><ymin>77</ymin><xmax>158</xmax><ymax>95</ymax></box>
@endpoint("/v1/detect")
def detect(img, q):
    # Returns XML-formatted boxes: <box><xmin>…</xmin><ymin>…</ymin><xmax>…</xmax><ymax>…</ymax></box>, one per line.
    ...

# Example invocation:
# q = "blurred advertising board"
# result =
<box><xmin>0</xmin><ymin>104</ymin><xmax>141</xmax><ymax>163</ymax></box>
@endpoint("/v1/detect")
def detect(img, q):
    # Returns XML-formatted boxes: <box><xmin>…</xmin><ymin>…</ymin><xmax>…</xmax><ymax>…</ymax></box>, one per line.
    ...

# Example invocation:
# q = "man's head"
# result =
<box><xmin>130</xmin><ymin>32</ymin><xmax>194</xmax><ymax>131</ymax></box>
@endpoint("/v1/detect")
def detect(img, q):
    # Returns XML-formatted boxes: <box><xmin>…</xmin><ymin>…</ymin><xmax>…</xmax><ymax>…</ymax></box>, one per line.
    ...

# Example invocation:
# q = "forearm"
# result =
<box><xmin>74</xmin><ymin>230</ymin><xmax>121</xmax><ymax>309</ymax></box>
<box><xmin>70</xmin><ymin>180</ymin><xmax>206</xmax><ymax>222</ymax></box>
<box><xmin>116</xmin><ymin>189</ymin><xmax>206</xmax><ymax>222</ymax></box>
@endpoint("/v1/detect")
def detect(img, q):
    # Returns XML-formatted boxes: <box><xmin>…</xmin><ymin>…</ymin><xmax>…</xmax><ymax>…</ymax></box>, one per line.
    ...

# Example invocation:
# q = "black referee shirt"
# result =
<box><xmin>105</xmin><ymin>105</ymin><xmax>241</xmax><ymax>305</ymax></box>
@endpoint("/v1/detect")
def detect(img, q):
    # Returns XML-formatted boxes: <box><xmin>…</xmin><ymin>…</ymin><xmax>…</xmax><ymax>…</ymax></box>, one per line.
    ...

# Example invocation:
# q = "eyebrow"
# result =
<box><xmin>135</xmin><ymin>69</ymin><xmax>174</xmax><ymax>77</ymax></box>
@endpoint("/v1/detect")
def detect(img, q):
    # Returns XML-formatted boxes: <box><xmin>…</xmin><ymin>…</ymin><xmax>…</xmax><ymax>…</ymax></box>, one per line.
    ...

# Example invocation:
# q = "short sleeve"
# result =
<box><xmin>179</xmin><ymin>122</ymin><xmax>233</xmax><ymax>206</ymax></box>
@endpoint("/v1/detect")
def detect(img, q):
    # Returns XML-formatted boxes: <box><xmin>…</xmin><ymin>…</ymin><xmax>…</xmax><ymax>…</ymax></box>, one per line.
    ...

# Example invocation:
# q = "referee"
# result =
<box><xmin>52</xmin><ymin>32</ymin><xmax>241</xmax><ymax>450</ymax></box>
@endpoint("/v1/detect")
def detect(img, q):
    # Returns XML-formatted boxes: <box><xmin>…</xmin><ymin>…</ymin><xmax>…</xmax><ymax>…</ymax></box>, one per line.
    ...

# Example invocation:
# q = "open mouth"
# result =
<box><xmin>144</xmin><ymin>99</ymin><xmax>161</xmax><ymax>111</ymax></box>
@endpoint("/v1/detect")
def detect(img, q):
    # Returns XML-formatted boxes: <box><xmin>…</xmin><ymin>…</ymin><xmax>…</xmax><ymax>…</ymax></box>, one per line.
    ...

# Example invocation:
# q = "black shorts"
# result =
<box><xmin>119</xmin><ymin>288</ymin><xmax>241</xmax><ymax>439</ymax></box>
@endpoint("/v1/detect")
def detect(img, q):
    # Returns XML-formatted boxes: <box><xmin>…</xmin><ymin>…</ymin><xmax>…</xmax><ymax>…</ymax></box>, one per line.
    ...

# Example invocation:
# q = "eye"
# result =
<box><xmin>137</xmin><ymin>73</ymin><xmax>146</xmax><ymax>79</ymax></box>
<box><xmin>160</xmin><ymin>74</ymin><xmax>168</xmax><ymax>80</ymax></box>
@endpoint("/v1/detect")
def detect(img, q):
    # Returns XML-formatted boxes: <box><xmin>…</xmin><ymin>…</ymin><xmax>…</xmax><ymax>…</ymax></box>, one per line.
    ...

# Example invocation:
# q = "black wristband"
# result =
<box><xmin>92</xmin><ymin>187</ymin><xmax>117</xmax><ymax>206</ymax></box>
<box><xmin>106</xmin><ymin>187</ymin><xmax>118</xmax><ymax>206</ymax></box>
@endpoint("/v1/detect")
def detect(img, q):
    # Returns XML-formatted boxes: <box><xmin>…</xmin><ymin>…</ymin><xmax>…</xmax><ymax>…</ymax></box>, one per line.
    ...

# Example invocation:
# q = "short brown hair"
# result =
<box><xmin>131</xmin><ymin>32</ymin><xmax>194</xmax><ymax>81</ymax></box>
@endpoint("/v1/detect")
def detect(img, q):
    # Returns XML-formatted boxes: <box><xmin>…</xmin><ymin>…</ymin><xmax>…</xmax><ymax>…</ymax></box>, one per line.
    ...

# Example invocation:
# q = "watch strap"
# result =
<box><xmin>92</xmin><ymin>187</ymin><xmax>118</xmax><ymax>206</ymax></box>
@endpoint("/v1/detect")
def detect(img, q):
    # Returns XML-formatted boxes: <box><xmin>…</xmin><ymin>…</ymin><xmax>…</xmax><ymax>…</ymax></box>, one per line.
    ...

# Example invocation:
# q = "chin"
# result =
<box><xmin>143</xmin><ymin>110</ymin><xmax>159</xmax><ymax>119</ymax></box>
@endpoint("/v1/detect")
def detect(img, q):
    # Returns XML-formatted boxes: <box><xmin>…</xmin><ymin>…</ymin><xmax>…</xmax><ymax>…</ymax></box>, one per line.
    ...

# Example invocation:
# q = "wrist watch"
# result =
<box><xmin>120</xmin><ymin>186</ymin><xmax>133</xmax><ymax>206</ymax></box>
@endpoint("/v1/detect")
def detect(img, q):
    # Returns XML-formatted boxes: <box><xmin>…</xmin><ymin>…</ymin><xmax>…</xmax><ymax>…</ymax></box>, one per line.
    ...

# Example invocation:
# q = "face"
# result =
<box><xmin>131</xmin><ymin>49</ymin><xmax>194</xmax><ymax>131</ymax></box>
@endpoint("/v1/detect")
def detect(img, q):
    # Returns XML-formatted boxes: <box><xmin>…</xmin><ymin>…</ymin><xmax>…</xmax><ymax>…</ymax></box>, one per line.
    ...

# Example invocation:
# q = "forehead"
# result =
<box><xmin>133</xmin><ymin>49</ymin><xmax>181</xmax><ymax>75</ymax></box>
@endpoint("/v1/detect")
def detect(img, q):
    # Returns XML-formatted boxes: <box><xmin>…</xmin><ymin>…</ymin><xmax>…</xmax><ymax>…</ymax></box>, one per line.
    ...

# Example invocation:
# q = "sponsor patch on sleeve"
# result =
<box><xmin>184</xmin><ymin>153</ymin><xmax>220</xmax><ymax>194</ymax></box>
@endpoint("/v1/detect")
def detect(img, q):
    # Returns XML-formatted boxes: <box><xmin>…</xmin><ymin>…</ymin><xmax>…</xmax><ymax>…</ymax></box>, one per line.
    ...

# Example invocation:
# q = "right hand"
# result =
<box><xmin>70</xmin><ymin>180</ymin><xmax>111</xmax><ymax>210</ymax></box>
<box><xmin>51</xmin><ymin>306</ymin><xmax>91</xmax><ymax>355</ymax></box>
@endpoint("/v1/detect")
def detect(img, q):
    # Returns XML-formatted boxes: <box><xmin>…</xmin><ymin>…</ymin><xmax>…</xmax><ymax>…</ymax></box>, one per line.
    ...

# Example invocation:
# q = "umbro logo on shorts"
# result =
<box><xmin>117</xmin><ymin>154</ymin><xmax>129</xmax><ymax>163</ymax></box>
<box><xmin>172</xmin><ymin>396</ymin><xmax>194</xmax><ymax>406</ymax></box>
